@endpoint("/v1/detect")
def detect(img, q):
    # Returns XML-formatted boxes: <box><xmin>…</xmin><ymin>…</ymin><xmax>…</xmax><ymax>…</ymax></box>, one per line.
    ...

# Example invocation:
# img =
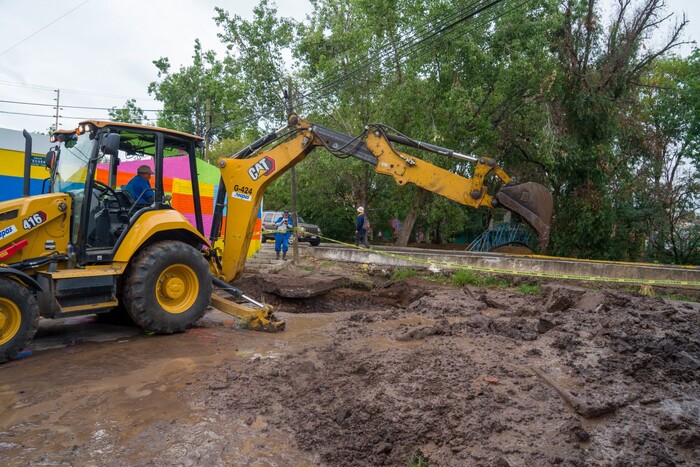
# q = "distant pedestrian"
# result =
<box><xmin>355</xmin><ymin>206</ymin><xmax>370</xmax><ymax>249</ymax></box>
<box><xmin>274</xmin><ymin>210</ymin><xmax>293</xmax><ymax>260</ymax></box>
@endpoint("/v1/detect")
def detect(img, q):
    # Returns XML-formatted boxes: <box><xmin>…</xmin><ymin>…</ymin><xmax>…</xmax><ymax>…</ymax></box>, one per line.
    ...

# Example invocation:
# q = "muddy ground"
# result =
<box><xmin>1</xmin><ymin>259</ymin><xmax>699</xmax><ymax>466</ymax></box>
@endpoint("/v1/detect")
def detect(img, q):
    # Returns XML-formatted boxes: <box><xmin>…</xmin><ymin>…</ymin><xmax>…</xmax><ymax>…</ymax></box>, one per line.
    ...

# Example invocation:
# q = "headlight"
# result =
<box><xmin>300</xmin><ymin>226</ymin><xmax>306</xmax><ymax>231</ymax></box>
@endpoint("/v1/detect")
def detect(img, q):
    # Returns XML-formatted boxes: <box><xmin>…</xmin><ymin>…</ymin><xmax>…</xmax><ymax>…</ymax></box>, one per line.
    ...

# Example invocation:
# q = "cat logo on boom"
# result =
<box><xmin>248</xmin><ymin>156</ymin><xmax>276</xmax><ymax>181</ymax></box>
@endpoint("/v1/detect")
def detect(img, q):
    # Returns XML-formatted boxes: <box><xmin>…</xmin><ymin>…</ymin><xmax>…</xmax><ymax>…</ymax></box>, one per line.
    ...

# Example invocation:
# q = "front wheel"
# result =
<box><xmin>123</xmin><ymin>241</ymin><xmax>212</xmax><ymax>334</ymax></box>
<box><xmin>310</xmin><ymin>239</ymin><xmax>321</xmax><ymax>247</ymax></box>
<box><xmin>0</xmin><ymin>277</ymin><xmax>39</xmax><ymax>363</ymax></box>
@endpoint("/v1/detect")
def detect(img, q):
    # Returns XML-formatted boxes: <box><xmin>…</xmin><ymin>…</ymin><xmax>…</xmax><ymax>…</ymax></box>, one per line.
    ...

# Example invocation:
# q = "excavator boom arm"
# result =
<box><xmin>213</xmin><ymin>115</ymin><xmax>552</xmax><ymax>282</ymax></box>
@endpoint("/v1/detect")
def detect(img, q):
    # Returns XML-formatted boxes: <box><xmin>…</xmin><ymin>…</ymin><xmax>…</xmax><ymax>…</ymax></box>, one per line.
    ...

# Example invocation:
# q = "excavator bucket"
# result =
<box><xmin>495</xmin><ymin>182</ymin><xmax>553</xmax><ymax>250</ymax></box>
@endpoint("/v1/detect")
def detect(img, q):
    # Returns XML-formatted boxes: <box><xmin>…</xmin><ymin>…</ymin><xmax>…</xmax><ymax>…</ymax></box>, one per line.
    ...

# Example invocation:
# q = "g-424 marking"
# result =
<box><xmin>233</xmin><ymin>185</ymin><xmax>254</xmax><ymax>195</ymax></box>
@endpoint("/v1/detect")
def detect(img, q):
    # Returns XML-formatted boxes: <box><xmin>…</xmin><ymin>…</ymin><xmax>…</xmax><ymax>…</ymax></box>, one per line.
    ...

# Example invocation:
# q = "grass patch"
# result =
<box><xmin>408</xmin><ymin>454</ymin><xmax>429</xmax><ymax>467</ymax></box>
<box><xmin>450</xmin><ymin>269</ymin><xmax>509</xmax><ymax>288</ymax></box>
<box><xmin>320</xmin><ymin>260</ymin><xmax>338</xmax><ymax>267</ymax></box>
<box><xmin>660</xmin><ymin>292</ymin><xmax>700</xmax><ymax>303</ymax></box>
<box><xmin>297</xmin><ymin>264</ymin><xmax>315</xmax><ymax>272</ymax></box>
<box><xmin>392</xmin><ymin>268</ymin><xmax>419</xmax><ymax>280</ymax></box>
<box><xmin>517</xmin><ymin>283</ymin><xmax>541</xmax><ymax>295</ymax></box>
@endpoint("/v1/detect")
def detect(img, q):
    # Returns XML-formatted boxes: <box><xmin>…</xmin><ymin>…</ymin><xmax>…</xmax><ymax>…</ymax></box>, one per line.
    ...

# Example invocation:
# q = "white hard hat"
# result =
<box><xmin>357</xmin><ymin>206</ymin><xmax>364</xmax><ymax>213</ymax></box>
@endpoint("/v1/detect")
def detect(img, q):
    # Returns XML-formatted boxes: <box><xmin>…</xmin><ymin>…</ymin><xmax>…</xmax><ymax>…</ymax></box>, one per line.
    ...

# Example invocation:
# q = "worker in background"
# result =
<box><xmin>126</xmin><ymin>165</ymin><xmax>155</xmax><ymax>204</ymax></box>
<box><xmin>355</xmin><ymin>206</ymin><xmax>370</xmax><ymax>249</ymax></box>
<box><xmin>274</xmin><ymin>210</ymin><xmax>293</xmax><ymax>260</ymax></box>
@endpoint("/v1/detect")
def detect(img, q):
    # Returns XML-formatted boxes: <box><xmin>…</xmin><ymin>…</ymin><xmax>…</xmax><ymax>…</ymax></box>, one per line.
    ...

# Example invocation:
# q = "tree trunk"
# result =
<box><xmin>395</xmin><ymin>190</ymin><xmax>429</xmax><ymax>247</ymax></box>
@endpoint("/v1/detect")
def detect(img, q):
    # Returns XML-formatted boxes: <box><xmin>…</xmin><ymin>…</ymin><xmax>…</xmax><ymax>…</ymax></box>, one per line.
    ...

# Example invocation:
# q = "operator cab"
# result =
<box><xmin>47</xmin><ymin>121</ymin><xmax>205</xmax><ymax>265</ymax></box>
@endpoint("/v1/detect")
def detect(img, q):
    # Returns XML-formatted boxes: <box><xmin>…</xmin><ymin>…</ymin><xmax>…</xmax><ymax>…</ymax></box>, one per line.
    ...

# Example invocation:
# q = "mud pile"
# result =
<box><xmin>206</xmin><ymin>278</ymin><xmax>700</xmax><ymax>465</ymax></box>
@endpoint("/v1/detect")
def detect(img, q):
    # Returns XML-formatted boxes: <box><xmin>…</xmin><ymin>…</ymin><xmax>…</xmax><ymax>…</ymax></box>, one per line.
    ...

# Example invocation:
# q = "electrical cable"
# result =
<box><xmin>0</xmin><ymin>98</ymin><xmax>162</xmax><ymax>112</ymax></box>
<box><xmin>0</xmin><ymin>0</ymin><xmax>92</xmax><ymax>58</ymax></box>
<box><xmin>1</xmin><ymin>0</ymin><xmax>530</xmax><ymax>131</ymax></box>
<box><xmin>206</xmin><ymin>0</ymin><xmax>534</xmax><ymax>133</ymax></box>
<box><xmin>296</xmin><ymin>0</ymin><xmax>508</xmax><ymax>104</ymax></box>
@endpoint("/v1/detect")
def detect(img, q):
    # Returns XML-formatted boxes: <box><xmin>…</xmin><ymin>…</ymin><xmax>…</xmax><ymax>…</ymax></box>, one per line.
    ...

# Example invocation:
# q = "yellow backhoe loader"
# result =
<box><xmin>0</xmin><ymin>114</ymin><xmax>553</xmax><ymax>362</ymax></box>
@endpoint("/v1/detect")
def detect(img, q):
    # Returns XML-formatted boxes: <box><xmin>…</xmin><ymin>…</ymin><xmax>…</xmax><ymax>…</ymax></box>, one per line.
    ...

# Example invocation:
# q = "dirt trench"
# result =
<box><xmin>1</xmin><ymin>263</ymin><xmax>699</xmax><ymax>466</ymax></box>
<box><xmin>208</xmin><ymin>272</ymin><xmax>700</xmax><ymax>466</ymax></box>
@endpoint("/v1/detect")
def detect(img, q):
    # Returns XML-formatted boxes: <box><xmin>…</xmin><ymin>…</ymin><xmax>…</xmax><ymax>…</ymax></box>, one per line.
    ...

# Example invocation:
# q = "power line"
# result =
<box><xmin>0</xmin><ymin>0</ymin><xmax>93</xmax><ymax>58</ymax></box>
<box><xmin>0</xmin><ymin>110</ymin><xmax>158</xmax><ymax>122</ymax></box>
<box><xmin>0</xmin><ymin>80</ymin><xmax>159</xmax><ymax>102</ymax></box>
<box><xmin>298</xmin><ymin>0</ymin><xmax>495</xmax><ymax>101</ymax></box>
<box><xmin>211</xmin><ymin>0</ymin><xmax>521</xmax><ymax>134</ymax></box>
<box><xmin>1</xmin><ymin>0</ymin><xmax>528</xmax><ymax>130</ymax></box>
<box><xmin>296</xmin><ymin>0</ymin><xmax>511</xmax><ymax>107</ymax></box>
<box><xmin>0</xmin><ymin>98</ymin><xmax>162</xmax><ymax>112</ymax></box>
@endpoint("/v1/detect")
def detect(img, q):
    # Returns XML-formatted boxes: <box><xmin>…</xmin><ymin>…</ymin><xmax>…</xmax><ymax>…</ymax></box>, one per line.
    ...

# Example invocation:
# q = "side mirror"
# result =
<box><xmin>45</xmin><ymin>149</ymin><xmax>57</xmax><ymax>169</ymax></box>
<box><xmin>102</xmin><ymin>133</ymin><xmax>121</xmax><ymax>156</ymax></box>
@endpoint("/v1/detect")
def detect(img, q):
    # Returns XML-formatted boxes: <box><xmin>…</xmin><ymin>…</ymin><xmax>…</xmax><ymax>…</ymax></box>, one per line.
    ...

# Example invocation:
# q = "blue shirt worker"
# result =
<box><xmin>126</xmin><ymin>165</ymin><xmax>155</xmax><ymax>204</ymax></box>
<box><xmin>274</xmin><ymin>211</ymin><xmax>294</xmax><ymax>260</ymax></box>
<box><xmin>355</xmin><ymin>206</ymin><xmax>370</xmax><ymax>249</ymax></box>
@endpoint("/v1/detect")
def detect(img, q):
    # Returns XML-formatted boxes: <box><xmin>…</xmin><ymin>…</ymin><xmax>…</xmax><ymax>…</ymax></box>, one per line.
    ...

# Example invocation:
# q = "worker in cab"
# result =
<box><xmin>126</xmin><ymin>165</ymin><xmax>155</xmax><ymax>205</ymax></box>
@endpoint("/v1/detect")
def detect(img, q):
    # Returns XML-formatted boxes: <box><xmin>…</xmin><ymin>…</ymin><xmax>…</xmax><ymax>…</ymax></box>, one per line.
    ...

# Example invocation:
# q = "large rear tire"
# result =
<box><xmin>124</xmin><ymin>241</ymin><xmax>212</xmax><ymax>334</ymax></box>
<box><xmin>0</xmin><ymin>277</ymin><xmax>39</xmax><ymax>363</ymax></box>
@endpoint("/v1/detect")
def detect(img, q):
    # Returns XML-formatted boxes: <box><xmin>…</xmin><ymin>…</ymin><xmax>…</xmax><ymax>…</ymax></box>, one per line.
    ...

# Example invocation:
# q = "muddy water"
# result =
<box><xmin>0</xmin><ymin>310</ymin><xmax>337</xmax><ymax>466</ymax></box>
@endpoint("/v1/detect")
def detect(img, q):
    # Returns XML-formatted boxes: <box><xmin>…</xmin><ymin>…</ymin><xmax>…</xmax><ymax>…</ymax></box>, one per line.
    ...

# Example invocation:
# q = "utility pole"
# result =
<box><xmin>285</xmin><ymin>79</ymin><xmax>300</xmax><ymax>264</ymax></box>
<box><xmin>54</xmin><ymin>89</ymin><xmax>60</xmax><ymax>130</ymax></box>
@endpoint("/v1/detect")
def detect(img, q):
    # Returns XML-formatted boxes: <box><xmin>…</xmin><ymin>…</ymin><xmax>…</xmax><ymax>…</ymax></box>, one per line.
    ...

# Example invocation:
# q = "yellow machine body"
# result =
<box><xmin>0</xmin><ymin>194</ymin><xmax>71</xmax><ymax>267</ymax></box>
<box><xmin>1</xmin><ymin>113</ymin><xmax>553</xmax><ymax>362</ymax></box>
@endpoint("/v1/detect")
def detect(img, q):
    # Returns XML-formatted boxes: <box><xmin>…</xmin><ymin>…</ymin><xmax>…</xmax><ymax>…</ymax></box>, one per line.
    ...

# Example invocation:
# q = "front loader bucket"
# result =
<box><xmin>210</xmin><ymin>295</ymin><xmax>286</xmax><ymax>332</ymax></box>
<box><xmin>495</xmin><ymin>182</ymin><xmax>553</xmax><ymax>250</ymax></box>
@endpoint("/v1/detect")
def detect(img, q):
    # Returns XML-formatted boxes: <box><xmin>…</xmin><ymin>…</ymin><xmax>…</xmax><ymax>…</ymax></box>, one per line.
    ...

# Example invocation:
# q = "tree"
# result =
<box><xmin>294</xmin><ymin>0</ymin><xmax>559</xmax><ymax>247</ymax></box>
<box><xmin>108</xmin><ymin>99</ymin><xmax>146</xmax><ymax>124</ymax></box>
<box><xmin>214</xmin><ymin>0</ymin><xmax>296</xmax><ymax>130</ymax></box>
<box><xmin>635</xmin><ymin>50</ymin><xmax>700</xmax><ymax>263</ymax></box>
<box><xmin>148</xmin><ymin>39</ymin><xmax>244</xmax><ymax>150</ymax></box>
<box><xmin>547</xmin><ymin>0</ymin><xmax>687</xmax><ymax>259</ymax></box>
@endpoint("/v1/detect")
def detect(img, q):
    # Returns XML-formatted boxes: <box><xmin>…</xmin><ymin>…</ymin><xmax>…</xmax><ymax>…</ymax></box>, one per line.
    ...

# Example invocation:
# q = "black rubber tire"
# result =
<box><xmin>0</xmin><ymin>277</ymin><xmax>39</xmax><ymax>363</ymax></box>
<box><xmin>310</xmin><ymin>239</ymin><xmax>321</xmax><ymax>247</ymax></box>
<box><xmin>123</xmin><ymin>241</ymin><xmax>212</xmax><ymax>334</ymax></box>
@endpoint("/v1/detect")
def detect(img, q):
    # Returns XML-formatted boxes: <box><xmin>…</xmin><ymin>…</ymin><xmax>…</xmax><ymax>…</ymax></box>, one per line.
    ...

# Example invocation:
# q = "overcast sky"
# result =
<box><xmin>0</xmin><ymin>0</ymin><xmax>696</xmax><ymax>134</ymax></box>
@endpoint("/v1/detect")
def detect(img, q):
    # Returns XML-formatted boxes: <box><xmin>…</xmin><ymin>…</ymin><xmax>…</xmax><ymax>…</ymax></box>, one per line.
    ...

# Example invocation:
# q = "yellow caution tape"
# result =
<box><xmin>252</xmin><ymin>231</ymin><xmax>700</xmax><ymax>288</ymax></box>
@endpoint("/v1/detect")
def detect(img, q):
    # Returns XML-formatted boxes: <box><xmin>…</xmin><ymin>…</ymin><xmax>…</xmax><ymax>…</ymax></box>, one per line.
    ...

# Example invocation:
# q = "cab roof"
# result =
<box><xmin>80</xmin><ymin>120</ymin><xmax>204</xmax><ymax>142</ymax></box>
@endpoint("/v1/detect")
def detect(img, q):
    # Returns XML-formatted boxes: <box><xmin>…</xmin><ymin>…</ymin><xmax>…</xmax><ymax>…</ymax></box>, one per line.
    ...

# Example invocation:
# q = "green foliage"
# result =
<box><xmin>214</xmin><ymin>0</ymin><xmax>295</xmax><ymax>129</ymax></box>
<box><xmin>517</xmin><ymin>283</ymin><xmax>541</xmax><ymax>295</ymax></box>
<box><xmin>391</xmin><ymin>268</ymin><xmax>418</xmax><ymax>281</ymax></box>
<box><xmin>408</xmin><ymin>453</ymin><xmax>429</xmax><ymax>467</ymax></box>
<box><xmin>633</xmin><ymin>51</ymin><xmax>700</xmax><ymax>264</ymax></box>
<box><xmin>546</xmin><ymin>0</ymin><xmax>689</xmax><ymax>261</ymax></box>
<box><xmin>450</xmin><ymin>270</ymin><xmax>508</xmax><ymax>288</ymax></box>
<box><xmin>143</xmin><ymin>0</ymin><xmax>696</xmax><ymax>264</ymax></box>
<box><xmin>108</xmin><ymin>99</ymin><xmax>147</xmax><ymax>124</ymax></box>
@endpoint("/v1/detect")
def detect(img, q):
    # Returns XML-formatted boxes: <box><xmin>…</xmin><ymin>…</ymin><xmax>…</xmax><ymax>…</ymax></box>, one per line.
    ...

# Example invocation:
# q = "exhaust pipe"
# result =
<box><xmin>22</xmin><ymin>130</ymin><xmax>32</xmax><ymax>197</ymax></box>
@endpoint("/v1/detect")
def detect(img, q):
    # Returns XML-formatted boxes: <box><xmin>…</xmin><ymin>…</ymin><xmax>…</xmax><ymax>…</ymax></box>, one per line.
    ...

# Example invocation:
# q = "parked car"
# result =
<box><xmin>261</xmin><ymin>211</ymin><xmax>322</xmax><ymax>246</ymax></box>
